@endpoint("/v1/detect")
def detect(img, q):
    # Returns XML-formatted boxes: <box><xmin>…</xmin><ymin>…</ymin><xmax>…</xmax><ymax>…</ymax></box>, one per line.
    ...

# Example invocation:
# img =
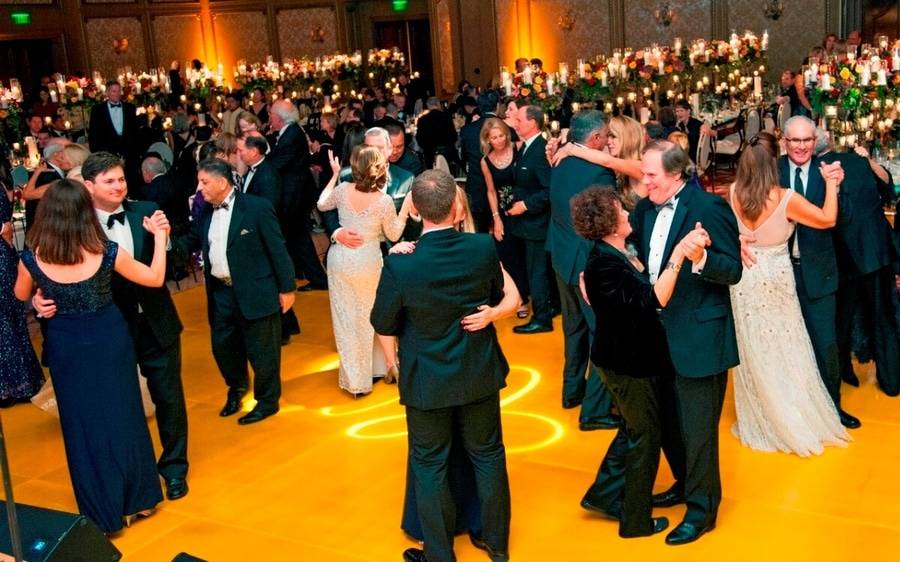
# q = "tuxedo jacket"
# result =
<box><xmin>818</xmin><ymin>151</ymin><xmax>900</xmax><ymax>277</ymax></box>
<box><xmin>371</xmin><ymin>229</ymin><xmax>509</xmax><ymax>411</ymax></box>
<box><xmin>459</xmin><ymin>116</ymin><xmax>490</xmax><ymax>213</ymax></box>
<box><xmin>89</xmin><ymin>101</ymin><xmax>139</xmax><ymax>156</ymax></box>
<box><xmin>777</xmin><ymin>155</ymin><xmax>853</xmax><ymax>298</ymax></box>
<box><xmin>547</xmin><ymin>156</ymin><xmax>616</xmax><ymax>285</ymax></box>
<box><xmin>180</xmin><ymin>192</ymin><xmax>295</xmax><ymax>321</ymax></box>
<box><xmin>267</xmin><ymin>123</ymin><xmax>313</xmax><ymax>211</ymax></box>
<box><xmin>509</xmin><ymin>135</ymin><xmax>552</xmax><ymax>241</ymax></box>
<box><xmin>629</xmin><ymin>185</ymin><xmax>742</xmax><ymax>378</ymax></box>
<box><xmin>111</xmin><ymin>200</ymin><xmax>183</xmax><ymax>348</ymax></box>
<box><xmin>141</xmin><ymin>173</ymin><xmax>189</xmax><ymax>232</ymax></box>
<box><xmin>677</xmin><ymin>117</ymin><xmax>704</xmax><ymax>161</ymax></box>
<box><xmin>243</xmin><ymin>159</ymin><xmax>282</xmax><ymax>209</ymax></box>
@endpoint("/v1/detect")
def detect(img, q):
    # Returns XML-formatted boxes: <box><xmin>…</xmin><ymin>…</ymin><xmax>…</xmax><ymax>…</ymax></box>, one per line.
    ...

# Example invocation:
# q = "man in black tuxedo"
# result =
<box><xmin>415</xmin><ymin>97</ymin><xmax>458</xmax><ymax>169</ymax></box>
<box><xmin>547</xmin><ymin>110</ymin><xmax>617</xmax><ymax>429</ymax></box>
<box><xmin>237</xmin><ymin>133</ymin><xmax>300</xmax><ymax>344</ymax></box>
<box><xmin>179</xmin><ymin>158</ymin><xmax>296</xmax><ymax>425</ymax></box>
<box><xmin>629</xmin><ymin>141</ymin><xmax>742</xmax><ymax>545</ymax></box>
<box><xmin>818</xmin><ymin>146</ymin><xmax>900</xmax><ymax>396</ymax></box>
<box><xmin>23</xmin><ymin>139</ymin><xmax>70</xmax><ymax>232</ymax></box>
<box><xmin>766</xmin><ymin>116</ymin><xmax>860</xmax><ymax>428</ymax></box>
<box><xmin>89</xmin><ymin>81</ymin><xmax>138</xmax><ymax>158</ymax></box>
<box><xmin>372</xmin><ymin>170</ymin><xmax>511</xmax><ymax>562</ymax></box>
<box><xmin>458</xmin><ymin>91</ymin><xmax>500</xmax><ymax>233</ymax></box>
<box><xmin>673</xmin><ymin>100</ymin><xmax>704</xmax><ymax>162</ymax></box>
<box><xmin>267</xmin><ymin>100</ymin><xmax>328</xmax><ymax>291</ymax></box>
<box><xmin>140</xmin><ymin>155</ymin><xmax>189</xmax><ymax>234</ymax></box>
<box><xmin>37</xmin><ymin>151</ymin><xmax>190</xmax><ymax>500</ymax></box>
<box><xmin>386</xmin><ymin>123</ymin><xmax>425</xmax><ymax>177</ymax></box>
<box><xmin>508</xmin><ymin>104</ymin><xmax>554</xmax><ymax>334</ymax></box>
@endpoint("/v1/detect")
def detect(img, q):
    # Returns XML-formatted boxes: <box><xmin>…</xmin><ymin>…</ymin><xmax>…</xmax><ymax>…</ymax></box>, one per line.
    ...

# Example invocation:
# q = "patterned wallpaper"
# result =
<box><xmin>83</xmin><ymin>0</ymin><xmax>136</xmax><ymax>3</ymax></box>
<box><xmin>85</xmin><ymin>17</ymin><xmax>147</xmax><ymax>79</ymax></box>
<box><xmin>152</xmin><ymin>14</ymin><xmax>203</xmax><ymax>69</ymax></box>
<box><xmin>214</xmin><ymin>11</ymin><xmax>269</xmax><ymax>68</ymax></box>
<box><xmin>1</xmin><ymin>0</ymin><xmax>55</xmax><ymax>4</ymax></box>
<box><xmin>531</xmin><ymin>0</ymin><xmax>610</xmax><ymax>68</ymax></box>
<box><xmin>728</xmin><ymin>0</ymin><xmax>826</xmax><ymax>78</ymax></box>
<box><xmin>277</xmin><ymin>7</ymin><xmax>338</xmax><ymax>59</ymax></box>
<box><xmin>623</xmin><ymin>0</ymin><xmax>711</xmax><ymax>49</ymax></box>
<box><xmin>436</xmin><ymin>0</ymin><xmax>455</xmax><ymax>94</ymax></box>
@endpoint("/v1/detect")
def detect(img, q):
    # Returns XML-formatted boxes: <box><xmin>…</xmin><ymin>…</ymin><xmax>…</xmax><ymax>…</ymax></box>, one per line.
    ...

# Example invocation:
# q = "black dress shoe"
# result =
<box><xmin>219</xmin><ymin>390</ymin><xmax>247</xmax><ymax>417</ymax></box>
<box><xmin>652</xmin><ymin>517</ymin><xmax>670</xmax><ymax>534</ymax></box>
<box><xmin>839</xmin><ymin>409</ymin><xmax>861</xmax><ymax>429</ymax></box>
<box><xmin>469</xmin><ymin>534</ymin><xmax>510</xmax><ymax>562</ymax></box>
<box><xmin>562</xmin><ymin>398</ymin><xmax>582</xmax><ymax>409</ymax></box>
<box><xmin>579</xmin><ymin>497</ymin><xmax>619</xmax><ymax>520</ymax></box>
<box><xmin>651</xmin><ymin>486</ymin><xmax>685</xmax><ymax>508</ymax></box>
<box><xmin>402</xmin><ymin>548</ymin><xmax>429</xmax><ymax>562</ymax></box>
<box><xmin>842</xmin><ymin>371</ymin><xmax>860</xmax><ymax>387</ymax></box>
<box><xmin>665</xmin><ymin>521</ymin><xmax>715</xmax><ymax>545</ymax></box>
<box><xmin>512</xmin><ymin>321</ymin><xmax>553</xmax><ymax>334</ymax></box>
<box><xmin>579</xmin><ymin>415</ymin><xmax>621</xmax><ymax>431</ymax></box>
<box><xmin>297</xmin><ymin>283</ymin><xmax>328</xmax><ymax>292</ymax></box>
<box><xmin>281</xmin><ymin>334</ymin><xmax>292</xmax><ymax>346</ymax></box>
<box><xmin>165</xmin><ymin>478</ymin><xmax>189</xmax><ymax>501</ymax></box>
<box><xmin>238</xmin><ymin>408</ymin><xmax>278</xmax><ymax>425</ymax></box>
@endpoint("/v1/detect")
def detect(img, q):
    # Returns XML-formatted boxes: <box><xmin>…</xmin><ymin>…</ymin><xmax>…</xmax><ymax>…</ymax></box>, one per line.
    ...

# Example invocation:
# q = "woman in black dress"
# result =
<box><xmin>0</xmin><ymin>180</ymin><xmax>43</xmax><ymax>406</ymax></box>
<box><xmin>14</xmin><ymin>179</ymin><xmax>168</xmax><ymax>534</ymax></box>
<box><xmin>573</xmin><ymin>187</ymin><xmax>703</xmax><ymax>538</ymax></box>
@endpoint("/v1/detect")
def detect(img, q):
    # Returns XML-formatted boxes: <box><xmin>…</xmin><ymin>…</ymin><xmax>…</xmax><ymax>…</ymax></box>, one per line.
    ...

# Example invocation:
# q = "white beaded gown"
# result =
<box><xmin>728</xmin><ymin>187</ymin><xmax>850</xmax><ymax>456</ymax></box>
<box><xmin>318</xmin><ymin>182</ymin><xmax>405</xmax><ymax>394</ymax></box>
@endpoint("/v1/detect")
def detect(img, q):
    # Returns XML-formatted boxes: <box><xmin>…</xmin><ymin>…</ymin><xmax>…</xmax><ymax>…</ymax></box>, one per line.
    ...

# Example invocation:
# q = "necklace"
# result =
<box><xmin>492</xmin><ymin>150</ymin><xmax>513</xmax><ymax>168</ymax></box>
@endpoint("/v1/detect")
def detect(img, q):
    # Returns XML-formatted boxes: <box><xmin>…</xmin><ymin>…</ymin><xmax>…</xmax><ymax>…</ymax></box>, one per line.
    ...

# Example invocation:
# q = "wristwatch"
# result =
<box><xmin>666</xmin><ymin>261</ymin><xmax>682</xmax><ymax>273</ymax></box>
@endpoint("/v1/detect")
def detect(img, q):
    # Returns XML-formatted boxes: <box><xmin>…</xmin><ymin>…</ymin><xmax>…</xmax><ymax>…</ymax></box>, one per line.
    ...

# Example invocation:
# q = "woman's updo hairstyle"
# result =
<box><xmin>350</xmin><ymin>145</ymin><xmax>388</xmax><ymax>193</ymax></box>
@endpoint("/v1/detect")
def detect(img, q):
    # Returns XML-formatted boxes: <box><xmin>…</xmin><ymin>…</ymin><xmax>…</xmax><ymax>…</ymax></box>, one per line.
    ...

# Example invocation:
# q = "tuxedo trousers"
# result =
<box><xmin>134</xmin><ymin>314</ymin><xmax>188</xmax><ymax>480</ymax></box>
<box><xmin>405</xmin><ymin>394</ymin><xmax>510</xmax><ymax>562</ymax></box>
<box><xmin>793</xmin><ymin>263</ymin><xmax>842</xmax><ymax>407</ymax></box>
<box><xmin>208</xmin><ymin>279</ymin><xmax>282</xmax><ymax>412</ymax></box>
<box><xmin>836</xmin><ymin>266</ymin><xmax>900</xmax><ymax>396</ymax></box>
<box><xmin>658</xmin><ymin>371</ymin><xmax>727</xmax><ymax>527</ymax></box>
<box><xmin>584</xmin><ymin>369</ymin><xmax>662</xmax><ymax>537</ymax></box>
<box><xmin>554</xmin><ymin>270</ymin><xmax>612</xmax><ymax>421</ymax></box>
<box><xmin>280</xmin><ymin>207</ymin><xmax>327</xmax><ymax>288</ymax></box>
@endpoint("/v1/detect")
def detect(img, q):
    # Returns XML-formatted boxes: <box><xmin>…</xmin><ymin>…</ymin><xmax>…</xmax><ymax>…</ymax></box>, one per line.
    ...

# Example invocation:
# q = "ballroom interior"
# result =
<box><xmin>1</xmin><ymin>1</ymin><xmax>900</xmax><ymax>561</ymax></box>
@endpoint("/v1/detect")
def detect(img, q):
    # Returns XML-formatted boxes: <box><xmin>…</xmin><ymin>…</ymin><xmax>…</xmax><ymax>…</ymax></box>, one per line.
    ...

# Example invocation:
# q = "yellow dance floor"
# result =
<box><xmin>3</xmin><ymin>286</ymin><xmax>900</xmax><ymax>561</ymax></box>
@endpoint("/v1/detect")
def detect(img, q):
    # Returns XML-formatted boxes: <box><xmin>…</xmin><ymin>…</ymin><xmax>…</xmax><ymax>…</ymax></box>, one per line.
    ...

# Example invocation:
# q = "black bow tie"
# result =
<box><xmin>109</xmin><ymin>102</ymin><xmax>122</xmax><ymax>108</ymax></box>
<box><xmin>106</xmin><ymin>211</ymin><xmax>126</xmax><ymax>228</ymax></box>
<box><xmin>654</xmin><ymin>193</ymin><xmax>680</xmax><ymax>213</ymax></box>
<box><xmin>214</xmin><ymin>200</ymin><xmax>230</xmax><ymax>211</ymax></box>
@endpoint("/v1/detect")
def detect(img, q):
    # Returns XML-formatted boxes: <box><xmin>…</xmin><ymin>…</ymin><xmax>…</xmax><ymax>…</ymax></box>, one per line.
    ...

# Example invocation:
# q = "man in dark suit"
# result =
<box><xmin>140</xmin><ymin>155</ymin><xmax>189</xmax><ymax>234</ymax></box>
<box><xmin>372</xmin><ymin>170</ymin><xmax>512</xmax><ymax>562</ymax></box>
<box><xmin>819</xmin><ymin>147</ymin><xmax>900</xmax><ymax>396</ymax></box>
<box><xmin>415</xmin><ymin>97</ymin><xmax>458</xmax><ymax>169</ymax></box>
<box><xmin>673</xmin><ymin>100</ymin><xmax>704</xmax><ymax>162</ymax></box>
<box><xmin>37</xmin><ymin>151</ymin><xmax>190</xmax><ymax>500</ymax></box>
<box><xmin>23</xmin><ymin>140</ymin><xmax>69</xmax><ymax>232</ymax></box>
<box><xmin>89</xmin><ymin>81</ymin><xmax>139</xmax><ymax>165</ymax></box>
<box><xmin>630</xmin><ymin>141</ymin><xmax>742</xmax><ymax>545</ymax></box>
<box><xmin>237</xmin><ymin>133</ymin><xmax>300</xmax><ymax>344</ymax></box>
<box><xmin>509</xmin><ymin>104</ymin><xmax>554</xmax><ymax>333</ymax></box>
<box><xmin>458</xmin><ymin>91</ymin><xmax>500</xmax><ymax>233</ymax></box>
<box><xmin>179</xmin><ymin>158</ymin><xmax>296</xmax><ymax>425</ymax></box>
<box><xmin>386</xmin><ymin>122</ymin><xmax>425</xmax><ymax>177</ymax></box>
<box><xmin>547</xmin><ymin>110</ymin><xmax>617</xmax><ymax>430</ymax></box>
<box><xmin>770</xmin><ymin>116</ymin><xmax>860</xmax><ymax>428</ymax></box>
<box><xmin>267</xmin><ymin>100</ymin><xmax>328</xmax><ymax>291</ymax></box>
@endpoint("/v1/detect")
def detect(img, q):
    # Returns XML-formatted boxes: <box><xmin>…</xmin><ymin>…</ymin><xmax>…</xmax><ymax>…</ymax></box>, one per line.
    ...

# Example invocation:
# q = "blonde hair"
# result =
<box><xmin>667</xmin><ymin>131</ymin><xmax>689</xmax><ymax>152</ymax></box>
<box><xmin>63</xmin><ymin>143</ymin><xmax>90</xmax><ymax>169</ymax></box>
<box><xmin>610</xmin><ymin>115</ymin><xmax>645</xmax><ymax>204</ymax></box>
<box><xmin>350</xmin><ymin>145</ymin><xmax>388</xmax><ymax>193</ymax></box>
<box><xmin>479</xmin><ymin>117</ymin><xmax>511</xmax><ymax>156</ymax></box>
<box><xmin>454</xmin><ymin>186</ymin><xmax>476</xmax><ymax>233</ymax></box>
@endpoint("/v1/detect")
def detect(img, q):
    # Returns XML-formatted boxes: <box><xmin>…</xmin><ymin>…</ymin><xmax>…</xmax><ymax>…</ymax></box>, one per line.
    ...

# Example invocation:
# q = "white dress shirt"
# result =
<box><xmin>243</xmin><ymin>157</ymin><xmax>264</xmax><ymax>193</ymax></box>
<box><xmin>108</xmin><ymin>102</ymin><xmax>124</xmax><ymax>136</ymax></box>
<box><xmin>208</xmin><ymin>190</ymin><xmax>236</xmax><ymax>280</ymax></box>
<box><xmin>96</xmin><ymin>205</ymin><xmax>134</xmax><ymax>256</ymax></box>
<box><xmin>647</xmin><ymin>183</ymin><xmax>706</xmax><ymax>283</ymax></box>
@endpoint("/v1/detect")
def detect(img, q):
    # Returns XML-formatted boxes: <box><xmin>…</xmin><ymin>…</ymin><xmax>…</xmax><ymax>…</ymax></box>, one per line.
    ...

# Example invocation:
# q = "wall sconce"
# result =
<box><xmin>557</xmin><ymin>8</ymin><xmax>575</xmax><ymax>31</ymax></box>
<box><xmin>763</xmin><ymin>0</ymin><xmax>784</xmax><ymax>20</ymax></box>
<box><xmin>655</xmin><ymin>3</ymin><xmax>674</xmax><ymax>27</ymax></box>
<box><xmin>310</xmin><ymin>26</ymin><xmax>326</xmax><ymax>43</ymax></box>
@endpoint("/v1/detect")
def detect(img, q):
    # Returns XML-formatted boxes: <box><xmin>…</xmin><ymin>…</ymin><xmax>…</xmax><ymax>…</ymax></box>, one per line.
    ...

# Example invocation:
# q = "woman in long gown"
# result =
<box><xmin>0</xmin><ymin>183</ymin><xmax>44</xmax><ymax>406</ymax></box>
<box><xmin>317</xmin><ymin>146</ymin><xmax>412</xmax><ymax>396</ymax></box>
<box><xmin>729</xmin><ymin>134</ymin><xmax>850</xmax><ymax>456</ymax></box>
<box><xmin>14</xmin><ymin>179</ymin><xmax>168</xmax><ymax>533</ymax></box>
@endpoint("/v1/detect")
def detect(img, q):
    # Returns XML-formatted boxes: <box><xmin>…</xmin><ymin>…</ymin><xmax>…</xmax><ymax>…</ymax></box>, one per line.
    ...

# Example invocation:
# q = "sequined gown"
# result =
<box><xmin>0</xmin><ymin>193</ymin><xmax>43</xmax><ymax>402</ymax></box>
<box><xmin>20</xmin><ymin>241</ymin><xmax>162</xmax><ymax>533</ymax></box>
<box><xmin>729</xmin><ymin>188</ymin><xmax>849</xmax><ymax>456</ymax></box>
<box><xmin>318</xmin><ymin>182</ymin><xmax>405</xmax><ymax>394</ymax></box>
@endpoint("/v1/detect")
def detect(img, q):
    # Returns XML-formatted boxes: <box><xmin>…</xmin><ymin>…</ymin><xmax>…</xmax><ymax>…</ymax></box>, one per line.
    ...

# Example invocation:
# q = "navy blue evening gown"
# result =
<box><xmin>20</xmin><ymin>240</ymin><xmax>162</xmax><ymax>533</ymax></box>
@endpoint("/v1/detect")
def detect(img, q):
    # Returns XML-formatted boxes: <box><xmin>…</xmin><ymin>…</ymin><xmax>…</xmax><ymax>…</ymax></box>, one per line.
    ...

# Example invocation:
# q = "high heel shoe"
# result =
<box><xmin>384</xmin><ymin>365</ymin><xmax>399</xmax><ymax>384</ymax></box>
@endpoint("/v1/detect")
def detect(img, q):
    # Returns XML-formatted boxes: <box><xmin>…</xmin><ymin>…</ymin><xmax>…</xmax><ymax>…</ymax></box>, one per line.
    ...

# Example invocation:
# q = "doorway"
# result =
<box><xmin>373</xmin><ymin>18</ymin><xmax>435</xmax><ymax>97</ymax></box>
<box><xmin>0</xmin><ymin>39</ymin><xmax>58</xmax><ymax>100</ymax></box>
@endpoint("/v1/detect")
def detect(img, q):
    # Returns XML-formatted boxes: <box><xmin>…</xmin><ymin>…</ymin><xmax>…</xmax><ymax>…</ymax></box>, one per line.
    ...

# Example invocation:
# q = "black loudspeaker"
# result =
<box><xmin>172</xmin><ymin>554</ymin><xmax>207</xmax><ymax>561</ymax></box>
<box><xmin>0</xmin><ymin>502</ymin><xmax>121</xmax><ymax>561</ymax></box>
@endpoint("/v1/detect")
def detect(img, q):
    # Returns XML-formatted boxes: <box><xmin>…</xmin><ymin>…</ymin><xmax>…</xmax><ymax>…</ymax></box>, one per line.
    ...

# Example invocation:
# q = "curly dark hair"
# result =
<box><xmin>571</xmin><ymin>187</ymin><xmax>623</xmax><ymax>241</ymax></box>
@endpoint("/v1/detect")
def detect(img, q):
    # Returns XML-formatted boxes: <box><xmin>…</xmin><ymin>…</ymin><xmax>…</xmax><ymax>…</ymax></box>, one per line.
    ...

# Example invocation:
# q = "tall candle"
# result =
<box><xmin>878</xmin><ymin>69</ymin><xmax>887</xmax><ymax>85</ymax></box>
<box><xmin>893</xmin><ymin>50</ymin><xmax>900</xmax><ymax>71</ymax></box>
<box><xmin>821</xmin><ymin>74</ymin><xmax>831</xmax><ymax>90</ymax></box>
<box><xmin>24</xmin><ymin>136</ymin><xmax>39</xmax><ymax>163</ymax></box>
<box><xmin>762</xmin><ymin>30</ymin><xmax>769</xmax><ymax>51</ymax></box>
<box><xmin>754</xmin><ymin>76</ymin><xmax>763</xmax><ymax>96</ymax></box>
<box><xmin>577</xmin><ymin>58</ymin><xmax>585</xmax><ymax>79</ymax></box>
<box><xmin>49</xmin><ymin>90</ymin><xmax>58</xmax><ymax>103</ymax></box>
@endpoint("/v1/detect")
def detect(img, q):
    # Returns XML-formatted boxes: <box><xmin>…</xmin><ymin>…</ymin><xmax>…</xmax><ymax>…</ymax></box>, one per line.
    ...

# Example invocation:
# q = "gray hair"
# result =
<box><xmin>784</xmin><ymin>115</ymin><xmax>816</xmax><ymax>138</ymax></box>
<box><xmin>569</xmin><ymin>110</ymin><xmax>606</xmax><ymax>144</ymax></box>
<box><xmin>271</xmin><ymin>101</ymin><xmax>299</xmax><ymax>124</ymax></box>
<box><xmin>643</xmin><ymin>140</ymin><xmax>695</xmax><ymax>179</ymax></box>
<box><xmin>172</xmin><ymin>112</ymin><xmax>191</xmax><ymax>134</ymax></box>
<box><xmin>141</xmin><ymin>156</ymin><xmax>167</xmax><ymax>176</ymax></box>
<box><xmin>364</xmin><ymin>126</ymin><xmax>391</xmax><ymax>148</ymax></box>
<box><xmin>425</xmin><ymin>97</ymin><xmax>441</xmax><ymax>110</ymax></box>
<box><xmin>522</xmin><ymin>104</ymin><xmax>545</xmax><ymax>128</ymax></box>
<box><xmin>814</xmin><ymin>127</ymin><xmax>832</xmax><ymax>155</ymax></box>
<box><xmin>43</xmin><ymin>142</ymin><xmax>65</xmax><ymax>160</ymax></box>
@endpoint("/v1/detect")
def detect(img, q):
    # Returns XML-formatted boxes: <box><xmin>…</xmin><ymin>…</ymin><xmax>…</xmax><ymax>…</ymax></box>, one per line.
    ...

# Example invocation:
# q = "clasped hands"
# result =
<box><xmin>676</xmin><ymin>222</ymin><xmax>711</xmax><ymax>262</ymax></box>
<box><xmin>142</xmin><ymin>210</ymin><xmax>170</xmax><ymax>237</ymax></box>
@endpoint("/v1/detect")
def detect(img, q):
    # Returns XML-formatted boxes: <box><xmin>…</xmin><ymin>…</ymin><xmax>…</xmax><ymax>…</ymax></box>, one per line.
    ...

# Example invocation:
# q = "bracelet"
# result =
<box><xmin>492</xmin><ymin>212</ymin><xmax>500</xmax><ymax>217</ymax></box>
<box><xmin>666</xmin><ymin>261</ymin><xmax>682</xmax><ymax>273</ymax></box>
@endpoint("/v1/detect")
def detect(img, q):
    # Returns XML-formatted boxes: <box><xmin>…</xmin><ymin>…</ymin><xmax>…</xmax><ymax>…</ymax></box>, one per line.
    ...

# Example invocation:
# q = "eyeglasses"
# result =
<box><xmin>784</xmin><ymin>137</ymin><xmax>815</xmax><ymax>147</ymax></box>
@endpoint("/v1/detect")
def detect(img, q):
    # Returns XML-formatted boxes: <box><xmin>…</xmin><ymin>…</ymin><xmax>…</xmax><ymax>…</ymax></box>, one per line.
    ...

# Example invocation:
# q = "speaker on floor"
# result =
<box><xmin>0</xmin><ymin>501</ymin><xmax>121</xmax><ymax>561</ymax></box>
<box><xmin>172</xmin><ymin>554</ymin><xmax>207</xmax><ymax>561</ymax></box>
